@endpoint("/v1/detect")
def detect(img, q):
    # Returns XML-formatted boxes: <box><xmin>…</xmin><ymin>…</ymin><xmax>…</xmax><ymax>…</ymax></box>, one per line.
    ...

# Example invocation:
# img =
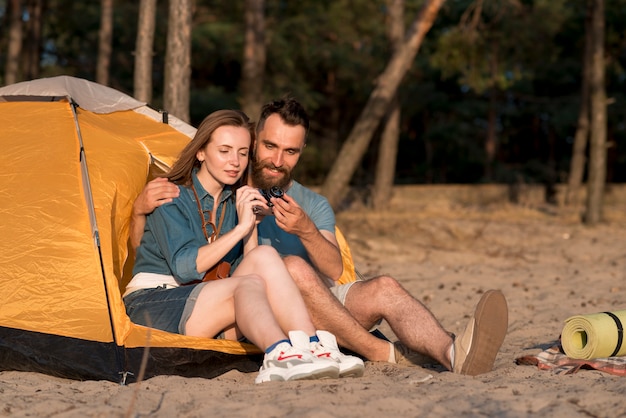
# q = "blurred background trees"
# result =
<box><xmin>0</xmin><ymin>0</ymin><xmax>622</xmax><ymax>220</ymax></box>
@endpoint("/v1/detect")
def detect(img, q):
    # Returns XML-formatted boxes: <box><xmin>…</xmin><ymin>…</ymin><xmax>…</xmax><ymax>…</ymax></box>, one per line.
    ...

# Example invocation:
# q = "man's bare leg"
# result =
<box><xmin>284</xmin><ymin>258</ymin><xmax>506</xmax><ymax>375</ymax></box>
<box><xmin>344</xmin><ymin>275</ymin><xmax>453</xmax><ymax>370</ymax></box>
<box><xmin>283</xmin><ymin>256</ymin><xmax>393</xmax><ymax>362</ymax></box>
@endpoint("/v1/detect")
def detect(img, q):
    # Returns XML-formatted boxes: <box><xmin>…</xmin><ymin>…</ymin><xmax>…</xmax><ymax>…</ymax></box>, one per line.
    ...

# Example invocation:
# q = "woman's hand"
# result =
<box><xmin>235</xmin><ymin>186</ymin><xmax>269</xmax><ymax>232</ymax></box>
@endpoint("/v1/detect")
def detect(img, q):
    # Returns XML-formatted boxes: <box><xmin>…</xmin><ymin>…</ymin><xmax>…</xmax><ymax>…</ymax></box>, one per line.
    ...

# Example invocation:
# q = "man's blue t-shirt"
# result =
<box><xmin>257</xmin><ymin>180</ymin><xmax>335</xmax><ymax>264</ymax></box>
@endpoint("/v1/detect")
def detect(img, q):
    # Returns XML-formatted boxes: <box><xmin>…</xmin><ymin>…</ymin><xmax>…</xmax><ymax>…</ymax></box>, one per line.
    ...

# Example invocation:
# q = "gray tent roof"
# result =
<box><xmin>0</xmin><ymin>75</ymin><xmax>196</xmax><ymax>138</ymax></box>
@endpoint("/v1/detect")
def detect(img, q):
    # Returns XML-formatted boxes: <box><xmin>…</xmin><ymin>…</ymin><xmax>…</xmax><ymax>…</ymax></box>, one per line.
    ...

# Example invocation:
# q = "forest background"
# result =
<box><xmin>0</xmin><ymin>0</ymin><xmax>623</xmax><ymax>219</ymax></box>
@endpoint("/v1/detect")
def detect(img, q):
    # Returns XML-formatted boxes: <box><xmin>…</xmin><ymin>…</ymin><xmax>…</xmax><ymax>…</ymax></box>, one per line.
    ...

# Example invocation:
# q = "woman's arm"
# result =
<box><xmin>242</xmin><ymin>225</ymin><xmax>259</xmax><ymax>255</ymax></box>
<box><xmin>195</xmin><ymin>222</ymin><xmax>251</xmax><ymax>272</ymax></box>
<box><xmin>146</xmin><ymin>185</ymin><xmax>267</xmax><ymax>283</ymax></box>
<box><xmin>146</xmin><ymin>200</ymin><xmax>246</xmax><ymax>283</ymax></box>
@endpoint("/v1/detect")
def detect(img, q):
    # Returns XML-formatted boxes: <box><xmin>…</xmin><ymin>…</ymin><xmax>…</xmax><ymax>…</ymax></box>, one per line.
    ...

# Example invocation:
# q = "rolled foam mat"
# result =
<box><xmin>561</xmin><ymin>310</ymin><xmax>626</xmax><ymax>359</ymax></box>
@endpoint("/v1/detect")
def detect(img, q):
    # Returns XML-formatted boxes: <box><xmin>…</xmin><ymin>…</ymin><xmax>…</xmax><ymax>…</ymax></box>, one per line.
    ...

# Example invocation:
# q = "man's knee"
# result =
<box><xmin>347</xmin><ymin>275</ymin><xmax>409</xmax><ymax>310</ymax></box>
<box><xmin>363</xmin><ymin>274</ymin><xmax>404</xmax><ymax>295</ymax></box>
<box><xmin>283</xmin><ymin>256</ymin><xmax>322</xmax><ymax>292</ymax></box>
<box><xmin>283</xmin><ymin>256</ymin><xmax>312</xmax><ymax>280</ymax></box>
<box><xmin>283</xmin><ymin>255</ymin><xmax>308</xmax><ymax>269</ymax></box>
<box><xmin>373</xmin><ymin>274</ymin><xmax>399</xmax><ymax>286</ymax></box>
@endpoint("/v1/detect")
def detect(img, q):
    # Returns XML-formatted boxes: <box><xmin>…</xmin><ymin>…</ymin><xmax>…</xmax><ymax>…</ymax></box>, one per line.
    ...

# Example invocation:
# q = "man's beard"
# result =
<box><xmin>250</xmin><ymin>157</ymin><xmax>292</xmax><ymax>191</ymax></box>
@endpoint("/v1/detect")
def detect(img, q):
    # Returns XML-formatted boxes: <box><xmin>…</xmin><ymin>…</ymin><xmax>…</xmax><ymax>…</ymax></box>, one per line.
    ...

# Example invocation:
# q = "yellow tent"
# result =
<box><xmin>0</xmin><ymin>76</ymin><xmax>261</xmax><ymax>383</ymax></box>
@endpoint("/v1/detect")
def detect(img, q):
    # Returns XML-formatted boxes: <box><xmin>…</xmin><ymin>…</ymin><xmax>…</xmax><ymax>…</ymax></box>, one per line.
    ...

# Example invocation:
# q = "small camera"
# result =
<box><xmin>259</xmin><ymin>186</ymin><xmax>284</xmax><ymax>207</ymax></box>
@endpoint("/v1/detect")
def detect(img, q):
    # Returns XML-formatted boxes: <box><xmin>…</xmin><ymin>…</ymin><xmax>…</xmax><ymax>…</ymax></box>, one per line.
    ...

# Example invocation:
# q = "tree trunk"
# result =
<box><xmin>372</xmin><ymin>0</ymin><xmax>404</xmax><ymax>210</ymax></box>
<box><xmin>321</xmin><ymin>0</ymin><xmax>445</xmax><ymax>210</ymax></box>
<box><xmin>164</xmin><ymin>0</ymin><xmax>192</xmax><ymax>123</ymax></box>
<box><xmin>96</xmin><ymin>0</ymin><xmax>113</xmax><ymax>86</ymax></box>
<box><xmin>566</xmin><ymin>1</ymin><xmax>593</xmax><ymax>206</ymax></box>
<box><xmin>134</xmin><ymin>0</ymin><xmax>157</xmax><ymax>103</ymax></box>
<box><xmin>485</xmin><ymin>87</ymin><xmax>497</xmax><ymax>180</ymax></box>
<box><xmin>23</xmin><ymin>0</ymin><xmax>43</xmax><ymax>80</ymax></box>
<box><xmin>5</xmin><ymin>0</ymin><xmax>23</xmax><ymax>85</ymax></box>
<box><xmin>423</xmin><ymin>112</ymin><xmax>434</xmax><ymax>183</ymax></box>
<box><xmin>585</xmin><ymin>0</ymin><xmax>606</xmax><ymax>224</ymax></box>
<box><xmin>240</xmin><ymin>0</ymin><xmax>265</xmax><ymax>121</ymax></box>
<box><xmin>484</xmin><ymin>40</ymin><xmax>499</xmax><ymax>181</ymax></box>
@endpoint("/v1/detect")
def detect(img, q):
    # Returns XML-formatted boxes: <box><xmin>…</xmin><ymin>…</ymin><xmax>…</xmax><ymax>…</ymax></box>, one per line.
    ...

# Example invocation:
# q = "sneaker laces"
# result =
<box><xmin>312</xmin><ymin>330</ymin><xmax>350</xmax><ymax>361</ymax></box>
<box><xmin>311</xmin><ymin>341</ymin><xmax>340</xmax><ymax>360</ymax></box>
<box><xmin>265</xmin><ymin>342</ymin><xmax>314</xmax><ymax>365</ymax></box>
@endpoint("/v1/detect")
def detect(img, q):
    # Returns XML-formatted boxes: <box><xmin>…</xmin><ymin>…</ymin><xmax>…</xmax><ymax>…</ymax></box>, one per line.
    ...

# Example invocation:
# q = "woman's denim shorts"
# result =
<box><xmin>123</xmin><ymin>283</ymin><xmax>204</xmax><ymax>334</ymax></box>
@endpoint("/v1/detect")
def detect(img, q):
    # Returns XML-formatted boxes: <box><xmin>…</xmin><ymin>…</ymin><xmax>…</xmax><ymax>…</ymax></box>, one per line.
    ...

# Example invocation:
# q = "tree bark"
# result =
<box><xmin>484</xmin><ymin>40</ymin><xmax>499</xmax><ymax>181</ymax></box>
<box><xmin>240</xmin><ymin>0</ymin><xmax>266</xmax><ymax>121</ymax></box>
<box><xmin>23</xmin><ymin>0</ymin><xmax>43</xmax><ymax>80</ymax></box>
<box><xmin>585</xmin><ymin>0</ymin><xmax>606</xmax><ymax>224</ymax></box>
<box><xmin>96</xmin><ymin>0</ymin><xmax>114</xmax><ymax>86</ymax></box>
<box><xmin>566</xmin><ymin>1</ymin><xmax>593</xmax><ymax>206</ymax></box>
<box><xmin>134</xmin><ymin>0</ymin><xmax>157</xmax><ymax>103</ymax></box>
<box><xmin>5</xmin><ymin>0</ymin><xmax>23</xmax><ymax>85</ymax></box>
<box><xmin>164</xmin><ymin>0</ymin><xmax>192</xmax><ymax>123</ymax></box>
<box><xmin>321</xmin><ymin>0</ymin><xmax>445</xmax><ymax>210</ymax></box>
<box><xmin>372</xmin><ymin>0</ymin><xmax>404</xmax><ymax>210</ymax></box>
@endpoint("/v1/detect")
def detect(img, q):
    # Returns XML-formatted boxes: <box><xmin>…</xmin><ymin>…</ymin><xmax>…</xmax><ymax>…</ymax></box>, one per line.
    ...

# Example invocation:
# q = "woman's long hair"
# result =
<box><xmin>166</xmin><ymin>109</ymin><xmax>254</xmax><ymax>187</ymax></box>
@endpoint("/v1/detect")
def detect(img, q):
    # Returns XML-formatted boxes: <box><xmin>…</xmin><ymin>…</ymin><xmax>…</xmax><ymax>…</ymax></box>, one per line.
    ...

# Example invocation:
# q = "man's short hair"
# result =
<box><xmin>257</xmin><ymin>95</ymin><xmax>310</xmax><ymax>135</ymax></box>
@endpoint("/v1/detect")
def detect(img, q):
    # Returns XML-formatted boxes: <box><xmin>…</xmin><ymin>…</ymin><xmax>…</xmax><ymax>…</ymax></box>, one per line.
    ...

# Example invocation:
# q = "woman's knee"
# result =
<box><xmin>236</xmin><ymin>245</ymin><xmax>281</xmax><ymax>272</ymax></box>
<box><xmin>247</xmin><ymin>245</ymin><xmax>280</xmax><ymax>261</ymax></box>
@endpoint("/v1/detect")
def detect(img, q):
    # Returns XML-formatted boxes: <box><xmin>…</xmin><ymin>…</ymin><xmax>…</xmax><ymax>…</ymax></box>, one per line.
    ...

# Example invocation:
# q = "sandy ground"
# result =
<box><xmin>1</xmin><ymin>196</ymin><xmax>625</xmax><ymax>417</ymax></box>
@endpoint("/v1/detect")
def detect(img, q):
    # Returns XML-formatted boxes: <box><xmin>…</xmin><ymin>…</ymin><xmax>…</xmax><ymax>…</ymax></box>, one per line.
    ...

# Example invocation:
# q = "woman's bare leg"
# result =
<box><xmin>232</xmin><ymin>245</ymin><xmax>316</xmax><ymax>335</ymax></box>
<box><xmin>185</xmin><ymin>274</ymin><xmax>286</xmax><ymax>351</ymax></box>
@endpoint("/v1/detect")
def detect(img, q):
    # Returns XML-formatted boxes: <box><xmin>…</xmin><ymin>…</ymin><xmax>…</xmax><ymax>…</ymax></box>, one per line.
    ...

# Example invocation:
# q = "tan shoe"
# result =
<box><xmin>453</xmin><ymin>289</ymin><xmax>508</xmax><ymax>376</ymax></box>
<box><xmin>393</xmin><ymin>341</ymin><xmax>435</xmax><ymax>366</ymax></box>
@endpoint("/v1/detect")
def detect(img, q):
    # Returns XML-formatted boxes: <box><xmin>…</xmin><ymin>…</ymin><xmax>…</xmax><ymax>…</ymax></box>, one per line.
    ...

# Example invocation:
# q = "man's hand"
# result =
<box><xmin>271</xmin><ymin>193</ymin><xmax>317</xmax><ymax>238</ymax></box>
<box><xmin>130</xmin><ymin>177</ymin><xmax>179</xmax><ymax>251</ymax></box>
<box><xmin>271</xmin><ymin>193</ymin><xmax>343</xmax><ymax>280</ymax></box>
<box><xmin>133</xmin><ymin>177</ymin><xmax>179</xmax><ymax>216</ymax></box>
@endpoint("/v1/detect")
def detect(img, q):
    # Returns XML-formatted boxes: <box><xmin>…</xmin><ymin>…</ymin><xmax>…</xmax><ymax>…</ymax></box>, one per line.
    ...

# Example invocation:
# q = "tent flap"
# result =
<box><xmin>0</xmin><ymin>326</ymin><xmax>123</xmax><ymax>382</ymax></box>
<box><xmin>0</xmin><ymin>326</ymin><xmax>262</xmax><ymax>383</ymax></box>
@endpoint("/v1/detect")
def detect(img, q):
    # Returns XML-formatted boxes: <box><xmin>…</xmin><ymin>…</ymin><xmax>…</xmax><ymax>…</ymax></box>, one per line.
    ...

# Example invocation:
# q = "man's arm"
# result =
<box><xmin>130</xmin><ymin>177</ymin><xmax>179</xmax><ymax>249</ymax></box>
<box><xmin>309</xmin><ymin>228</ymin><xmax>343</xmax><ymax>280</ymax></box>
<box><xmin>270</xmin><ymin>194</ymin><xmax>343</xmax><ymax>280</ymax></box>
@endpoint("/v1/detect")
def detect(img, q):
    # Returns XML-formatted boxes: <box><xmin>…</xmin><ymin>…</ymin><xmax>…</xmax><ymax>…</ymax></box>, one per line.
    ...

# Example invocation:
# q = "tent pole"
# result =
<box><xmin>69</xmin><ymin>99</ymin><xmax>128</xmax><ymax>383</ymax></box>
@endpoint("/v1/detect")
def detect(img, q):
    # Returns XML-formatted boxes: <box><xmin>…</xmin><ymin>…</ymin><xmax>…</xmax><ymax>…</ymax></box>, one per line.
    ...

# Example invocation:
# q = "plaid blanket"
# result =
<box><xmin>516</xmin><ymin>345</ymin><xmax>626</xmax><ymax>377</ymax></box>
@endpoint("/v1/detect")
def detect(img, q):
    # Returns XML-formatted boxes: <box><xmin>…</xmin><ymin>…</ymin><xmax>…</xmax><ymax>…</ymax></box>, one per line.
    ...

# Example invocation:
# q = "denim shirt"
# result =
<box><xmin>132</xmin><ymin>171</ymin><xmax>242</xmax><ymax>284</ymax></box>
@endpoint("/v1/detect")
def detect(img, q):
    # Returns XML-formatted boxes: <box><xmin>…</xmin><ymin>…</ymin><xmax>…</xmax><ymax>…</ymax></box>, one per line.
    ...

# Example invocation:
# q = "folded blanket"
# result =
<box><xmin>516</xmin><ymin>345</ymin><xmax>626</xmax><ymax>377</ymax></box>
<box><xmin>561</xmin><ymin>310</ymin><xmax>626</xmax><ymax>360</ymax></box>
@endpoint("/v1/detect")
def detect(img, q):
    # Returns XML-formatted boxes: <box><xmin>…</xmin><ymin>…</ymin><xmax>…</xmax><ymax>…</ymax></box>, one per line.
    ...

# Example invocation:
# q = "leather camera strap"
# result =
<box><xmin>191</xmin><ymin>183</ymin><xmax>226</xmax><ymax>243</ymax></box>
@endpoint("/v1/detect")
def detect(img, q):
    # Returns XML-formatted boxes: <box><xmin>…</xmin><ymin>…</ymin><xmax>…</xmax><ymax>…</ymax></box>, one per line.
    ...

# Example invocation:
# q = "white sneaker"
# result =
<box><xmin>255</xmin><ymin>335</ymin><xmax>340</xmax><ymax>384</ymax></box>
<box><xmin>288</xmin><ymin>330</ymin><xmax>341</xmax><ymax>380</ymax></box>
<box><xmin>311</xmin><ymin>330</ymin><xmax>365</xmax><ymax>378</ymax></box>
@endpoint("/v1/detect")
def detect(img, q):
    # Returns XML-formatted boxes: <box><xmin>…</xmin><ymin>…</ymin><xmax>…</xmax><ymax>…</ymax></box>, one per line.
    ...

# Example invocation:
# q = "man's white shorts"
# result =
<box><xmin>328</xmin><ymin>281</ymin><xmax>358</xmax><ymax>305</ymax></box>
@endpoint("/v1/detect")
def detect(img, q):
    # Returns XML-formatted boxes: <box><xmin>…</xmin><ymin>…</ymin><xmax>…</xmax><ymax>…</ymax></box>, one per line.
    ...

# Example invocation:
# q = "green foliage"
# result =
<box><xmin>2</xmin><ymin>0</ymin><xmax>626</xmax><ymax>184</ymax></box>
<box><xmin>264</xmin><ymin>0</ymin><xmax>388</xmax><ymax>115</ymax></box>
<box><xmin>430</xmin><ymin>0</ymin><xmax>571</xmax><ymax>95</ymax></box>
<box><xmin>192</xmin><ymin>8</ymin><xmax>244</xmax><ymax>93</ymax></box>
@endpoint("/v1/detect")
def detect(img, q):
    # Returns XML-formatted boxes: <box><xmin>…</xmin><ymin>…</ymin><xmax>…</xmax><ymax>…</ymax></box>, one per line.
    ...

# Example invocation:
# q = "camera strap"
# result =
<box><xmin>191</xmin><ymin>183</ymin><xmax>226</xmax><ymax>243</ymax></box>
